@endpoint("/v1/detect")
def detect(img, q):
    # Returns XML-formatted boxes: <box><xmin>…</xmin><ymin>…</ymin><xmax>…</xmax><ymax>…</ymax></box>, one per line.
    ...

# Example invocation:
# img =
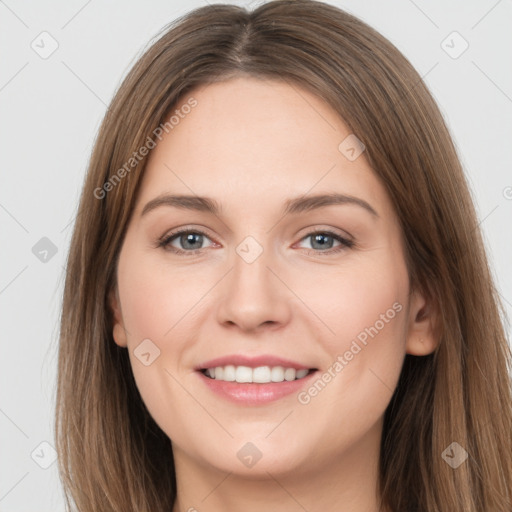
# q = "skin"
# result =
<box><xmin>111</xmin><ymin>77</ymin><xmax>437</xmax><ymax>512</ymax></box>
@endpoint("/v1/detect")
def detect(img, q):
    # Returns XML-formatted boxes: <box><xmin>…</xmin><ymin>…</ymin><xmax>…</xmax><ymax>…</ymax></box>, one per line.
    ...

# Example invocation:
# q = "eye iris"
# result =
<box><xmin>311</xmin><ymin>233</ymin><xmax>333</xmax><ymax>250</ymax></box>
<box><xmin>180</xmin><ymin>233</ymin><xmax>203</xmax><ymax>250</ymax></box>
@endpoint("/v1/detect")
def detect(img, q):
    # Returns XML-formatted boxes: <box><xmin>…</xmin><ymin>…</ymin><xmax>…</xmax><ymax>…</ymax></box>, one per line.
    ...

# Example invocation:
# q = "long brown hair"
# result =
<box><xmin>55</xmin><ymin>1</ymin><xmax>512</xmax><ymax>510</ymax></box>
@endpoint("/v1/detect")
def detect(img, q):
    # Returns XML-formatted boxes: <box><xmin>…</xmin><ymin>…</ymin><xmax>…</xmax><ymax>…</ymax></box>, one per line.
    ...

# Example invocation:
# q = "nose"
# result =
<box><xmin>216</xmin><ymin>245</ymin><xmax>293</xmax><ymax>333</ymax></box>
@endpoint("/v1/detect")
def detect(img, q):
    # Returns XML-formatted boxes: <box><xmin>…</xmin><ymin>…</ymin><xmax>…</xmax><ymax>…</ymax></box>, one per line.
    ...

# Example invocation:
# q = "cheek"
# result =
<box><xmin>327</xmin><ymin>266</ymin><xmax>407</xmax><ymax>356</ymax></box>
<box><xmin>116</xmin><ymin>240</ymin><xmax>227</xmax><ymax>430</ymax></box>
<box><xmin>300</xmin><ymin>251</ymin><xmax>409</xmax><ymax>420</ymax></box>
<box><xmin>117</xmin><ymin>262</ymin><xmax>201</xmax><ymax>441</ymax></box>
<box><xmin>117</xmin><ymin>251</ymin><xmax>204</xmax><ymax>345</ymax></box>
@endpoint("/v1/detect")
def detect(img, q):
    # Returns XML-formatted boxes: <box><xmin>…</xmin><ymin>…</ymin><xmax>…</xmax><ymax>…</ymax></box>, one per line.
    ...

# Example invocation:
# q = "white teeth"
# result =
<box><xmin>235</xmin><ymin>366</ymin><xmax>253</xmax><ymax>383</ymax></box>
<box><xmin>271</xmin><ymin>366</ymin><xmax>285</xmax><ymax>382</ymax></box>
<box><xmin>203</xmin><ymin>365</ymin><xmax>311</xmax><ymax>383</ymax></box>
<box><xmin>223</xmin><ymin>365</ymin><xmax>236</xmax><ymax>382</ymax></box>
<box><xmin>284</xmin><ymin>368</ymin><xmax>296</xmax><ymax>381</ymax></box>
<box><xmin>296</xmin><ymin>369</ymin><xmax>308</xmax><ymax>379</ymax></box>
<box><xmin>253</xmin><ymin>366</ymin><xmax>271</xmax><ymax>383</ymax></box>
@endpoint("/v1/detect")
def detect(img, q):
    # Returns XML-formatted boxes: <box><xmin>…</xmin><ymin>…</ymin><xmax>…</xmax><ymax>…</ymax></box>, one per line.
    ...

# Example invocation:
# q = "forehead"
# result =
<box><xmin>135</xmin><ymin>77</ymin><xmax>391</xmax><ymax>219</ymax></box>
<box><xmin>162</xmin><ymin>77</ymin><xmax>349</xmax><ymax>164</ymax></box>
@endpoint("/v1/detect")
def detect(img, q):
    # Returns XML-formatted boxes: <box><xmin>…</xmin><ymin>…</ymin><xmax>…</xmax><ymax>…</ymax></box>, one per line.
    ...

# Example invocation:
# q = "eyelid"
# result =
<box><xmin>295</xmin><ymin>224</ymin><xmax>354</xmax><ymax>242</ymax></box>
<box><xmin>157</xmin><ymin>226</ymin><xmax>218</xmax><ymax>253</ymax></box>
<box><xmin>293</xmin><ymin>229</ymin><xmax>354</xmax><ymax>254</ymax></box>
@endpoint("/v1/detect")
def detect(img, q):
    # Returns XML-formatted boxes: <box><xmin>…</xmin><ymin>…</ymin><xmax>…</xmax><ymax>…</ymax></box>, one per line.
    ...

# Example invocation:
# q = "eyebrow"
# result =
<box><xmin>141</xmin><ymin>193</ymin><xmax>378</xmax><ymax>218</ymax></box>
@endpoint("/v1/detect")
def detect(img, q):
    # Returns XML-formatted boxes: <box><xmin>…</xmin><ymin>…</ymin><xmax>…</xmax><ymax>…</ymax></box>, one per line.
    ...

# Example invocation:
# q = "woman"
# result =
<box><xmin>55</xmin><ymin>1</ymin><xmax>512</xmax><ymax>511</ymax></box>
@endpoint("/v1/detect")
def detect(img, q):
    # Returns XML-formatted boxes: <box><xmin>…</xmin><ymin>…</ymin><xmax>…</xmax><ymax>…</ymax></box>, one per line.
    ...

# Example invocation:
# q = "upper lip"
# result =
<box><xmin>196</xmin><ymin>354</ymin><xmax>315</xmax><ymax>371</ymax></box>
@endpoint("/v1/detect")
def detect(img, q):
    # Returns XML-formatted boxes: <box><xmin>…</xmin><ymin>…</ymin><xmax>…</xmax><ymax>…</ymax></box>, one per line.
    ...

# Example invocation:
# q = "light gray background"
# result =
<box><xmin>1</xmin><ymin>0</ymin><xmax>511</xmax><ymax>510</ymax></box>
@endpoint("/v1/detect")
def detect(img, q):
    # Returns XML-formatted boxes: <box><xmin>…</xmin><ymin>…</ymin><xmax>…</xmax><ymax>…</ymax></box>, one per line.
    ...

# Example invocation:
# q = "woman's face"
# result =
<box><xmin>111</xmin><ymin>77</ymin><xmax>434</xmax><ymax>479</ymax></box>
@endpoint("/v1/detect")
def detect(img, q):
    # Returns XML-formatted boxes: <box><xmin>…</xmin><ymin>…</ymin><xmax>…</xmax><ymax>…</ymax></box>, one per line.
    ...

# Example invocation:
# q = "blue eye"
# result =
<box><xmin>297</xmin><ymin>231</ymin><xmax>354</xmax><ymax>254</ymax></box>
<box><xmin>158</xmin><ymin>229</ymin><xmax>354</xmax><ymax>256</ymax></box>
<box><xmin>158</xmin><ymin>229</ymin><xmax>214</xmax><ymax>254</ymax></box>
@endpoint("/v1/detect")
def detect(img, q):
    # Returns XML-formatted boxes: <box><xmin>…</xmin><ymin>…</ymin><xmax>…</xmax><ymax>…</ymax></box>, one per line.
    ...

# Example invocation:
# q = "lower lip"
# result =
<box><xmin>197</xmin><ymin>370</ymin><xmax>318</xmax><ymax>405</ymax></box>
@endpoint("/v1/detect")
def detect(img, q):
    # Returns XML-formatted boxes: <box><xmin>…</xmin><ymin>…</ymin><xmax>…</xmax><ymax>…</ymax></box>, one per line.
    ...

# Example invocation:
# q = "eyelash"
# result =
<box><xmin>157</xmin><ymin>227</ymin><xmax>355</xmax><ymax>256</ymax></box>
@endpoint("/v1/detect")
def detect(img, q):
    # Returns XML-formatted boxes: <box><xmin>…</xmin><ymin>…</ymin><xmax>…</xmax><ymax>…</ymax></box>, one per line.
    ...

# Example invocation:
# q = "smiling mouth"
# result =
<box><xmin>200</xmin><ymin>365</ymin><xmax>317</xmax><ymax>384</ymax></box>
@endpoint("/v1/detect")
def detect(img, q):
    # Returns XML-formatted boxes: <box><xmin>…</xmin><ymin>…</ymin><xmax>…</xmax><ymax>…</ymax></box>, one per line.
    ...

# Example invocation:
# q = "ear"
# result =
<box><xmin>405</xmin><ymin>287</ymin><xmax>438</xmax><ymax>356</ymax></box>
<box><xmin>109</xmin><ymin>288</ymin><xmax>128</xmax><ymax>348</ymax></box>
